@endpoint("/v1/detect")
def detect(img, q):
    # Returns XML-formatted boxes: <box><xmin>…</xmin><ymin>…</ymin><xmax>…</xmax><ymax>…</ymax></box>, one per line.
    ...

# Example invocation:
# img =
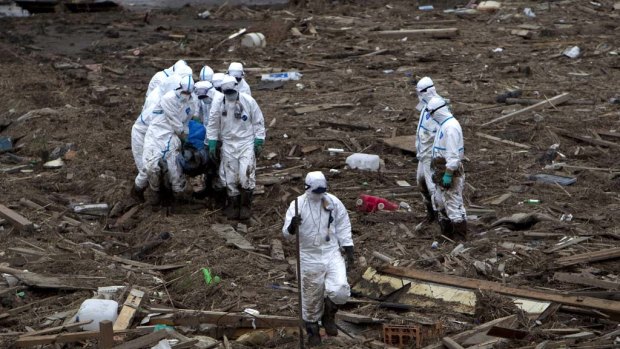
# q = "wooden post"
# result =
<box><xmin>99</xmin><ymin>320</ymin><xmax>114</xmax><ymax>349</ymax></box>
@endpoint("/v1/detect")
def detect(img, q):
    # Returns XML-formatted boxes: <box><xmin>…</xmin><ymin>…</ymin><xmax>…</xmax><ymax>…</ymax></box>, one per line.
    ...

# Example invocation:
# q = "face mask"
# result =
<box><xmin>307</xmin><ymin>192</ymin><xmax>323</xmax><ymax>202</ymax></box>
<box><xmin>178</xmin><ymin>93</ymin><xmax>190</xmax><ymax>102</ymax></box>
<box><xmin>224</xmin><ymin>90</ymin><xmax>238</xmax><ymax>101</ymax></box>
<box><xmin>235</xmin><ymin>77</ymin><xmax>242</xmax><ymax>83</ymax></box>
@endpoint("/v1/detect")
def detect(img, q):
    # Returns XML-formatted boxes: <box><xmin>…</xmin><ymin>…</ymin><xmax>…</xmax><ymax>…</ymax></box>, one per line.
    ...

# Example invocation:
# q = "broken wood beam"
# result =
<box><xmin>0</xmin><ymin>203</ymin><xmax>34</xmax><ymax>232</ymax></box>
<box><xmin>442</xmin><ymin>336</ymin><xmax>465</xmax><ymax>349</ymax></box>
<box><xmin>91</xmin><ymin>249</ymin><xmax>185</xmax><ymax>271</ymax></box>
<box><xmin>375</xmin><ymin>28</ymin><xmax>459</xmax><ymax>39</ymax></box>
<box><xmin>270</xmin><ymin>239</ymin><xmax>285</xmax><ymax>261</ymax></box>
<box><xmin>380</xmin><ymin>266</ymin><xmax>620</xmax><ymax>314</ymax></box>
<box><xmin>482</xmin><ymin>92</ymin><xmax>570</xmax><ymax>126</ymax></box>
<box><xmin>147</xmin><ymin>309</ymin><xmax>299</xmax><ymax>328</ymax></box>
<box><xmin>544</xmin><ymin>236</ymin><xmax>590</xmax><ymax>253</ymax></box>
<box><xmin>318</xmin><ymin>120</ymin><xmax>372</xmax><ymax>131</ymax></box>
<box><xmin>111</xmin><ymin>329</ymin><xmax>169</xmax><ymax>349</ymax></box>
<box><xmin>552</xmin><ymin>128</ymin><xmax>620</xmax><ymax>149</ymax></box>
<box><xmin>99</xmin><ymin>320</ymin><xmax>114</xmax><ymax>349</ymax></box>
<box><xmin>487</xmin><ymin>326</ymin><xmax>529</xmax><ymax>340</ymax></box>
<box><xmin>113</xmin><ymin>288</ymin><xmax>145</xmax><ymax>330</ymax></box>
<box><xmin>555</xmin><ymin>246</ymin><xmax>620</xmax><ymax>267</ymax></box>
<box><xmin>15</xmin><ymin>328</ymin><xmax>147</xmax><ymax>347</ymax></box>
<box><xmin>19</xmin><ymin>320</ymin><xmax>93</xmax><ymax>337</ymax></box>
<box><xmin>0</xmin><ymin>266</ymin><xmax>95</xmax><ymax>291</ymax></box>
<box><xmin>422</xmin><ymin>316</ymin><xmax>516</xmax><ymax>349</ymax></box>
<box><xmin>554</xmin><ymin>272</ymin><xmax>620</xmax><ymax>290</ymax></box>
<box><xmin>475</xmin><ymin>132</ymin><xmax>531</xmax><ymax>149</ymax></box>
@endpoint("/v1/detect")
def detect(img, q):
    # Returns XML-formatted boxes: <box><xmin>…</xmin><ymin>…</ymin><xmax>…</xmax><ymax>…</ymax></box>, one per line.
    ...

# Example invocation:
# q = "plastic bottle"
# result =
<box><xmin>355</xmin><ymin>194</ymin><xmax>399</xmax><ymax>213</ymax></box>
<box><xmin>260</xmin><ymin>72</ymin><xmax>302</xmax><ymax>81</ymax></box>
<box><xmin>76</xmin><ymin>299</ymin><xmax>119</xmax><ymax>331</ymax></box>
<box><xmin>346</xmin><ymin>153</ymin><xmax>381</xmax><ymax>172</ymax></box>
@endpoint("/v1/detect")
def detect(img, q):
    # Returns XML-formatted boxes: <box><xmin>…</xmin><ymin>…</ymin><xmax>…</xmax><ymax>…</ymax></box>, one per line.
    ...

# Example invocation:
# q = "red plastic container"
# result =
<box><xmin>356</xmin><ymin>194</ymin><xmax>399</xmax><ymax>213</ymax></box>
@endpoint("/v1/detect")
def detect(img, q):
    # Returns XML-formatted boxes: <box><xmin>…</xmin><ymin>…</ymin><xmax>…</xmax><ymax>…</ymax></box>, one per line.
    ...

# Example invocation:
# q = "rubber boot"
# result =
<box><xmin>130</xmin><ymin>184</ymin><xmax>146</xmax><ymax>203</ymax></box>
<box><xmin>305</xmin><ymin>322</ymin><xmax>322</xmax><ymax>347</ymax></box>
<box><xmin>321</xmin><ymin>298</ymin><xmax>339</xmax><ymax>336</ymax></box>
<box><xmin>213</xmin><ymin>188</ymin><xmax>227</xmax><ymax>209</ymax></box>
<box><xmin>224</xmin><ymin>195</ymin><xmax>240</xmax><ymax>219</ymax></box>
<box><xmin>239</xmin><ymin>189</ymin><xmax>253</xmax><ymax>220</ymax></box>
<box><xmin>438</xmin><ymin>217</ymin><xmax>454</xmax><ymax>238</ymax></box>
<box><xmin>453</xmin><ymin>220</ymin><xmax>468</xmax><ymax>240</ymax></box>
<box><xmin>424</xmin><ymin>200</ymin><xmax>437</xmax><ymax>223</ymax></box>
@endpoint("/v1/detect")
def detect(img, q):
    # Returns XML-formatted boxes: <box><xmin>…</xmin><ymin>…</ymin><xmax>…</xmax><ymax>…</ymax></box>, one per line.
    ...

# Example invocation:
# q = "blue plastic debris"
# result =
<box><xmin>528</xmin><ymin>173</ymin><xmax>577</xmax><ymax>186</ymax></box>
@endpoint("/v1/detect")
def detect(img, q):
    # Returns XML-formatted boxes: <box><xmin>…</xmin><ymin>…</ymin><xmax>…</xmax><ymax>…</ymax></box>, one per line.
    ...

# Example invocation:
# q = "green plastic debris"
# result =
<box><xmin>154</xmin><ymin>324</ymin><xmax>173</xmax><ymax>332</ymax></box>
<box><xmin>201</xmin><ymin>268</ymin><xmax>221</xmax><ymax>285</ymax></box>
<box><xmin>16</xmin><ymin>291</ymin><xmax>25</xmax><ymax>298</ymax></box>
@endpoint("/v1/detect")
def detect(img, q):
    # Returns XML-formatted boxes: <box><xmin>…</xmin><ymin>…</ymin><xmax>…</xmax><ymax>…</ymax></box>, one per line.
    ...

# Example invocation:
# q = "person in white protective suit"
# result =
<box><xmin>282</xmin><ymin>171</ymin><xmax>354</xmax><ymax>347</ymax></box>
<box><xmin>136</xmin><ymin>75</ymin><xmax>195</xmax><ymax>205</ymax></box>
<box><xmin>146</xmin><ymin>60</ymin><xmax>192</xmax><ymax>97</ymax></box>
<box><xmin>427</xmin><ymin>96</ymin><xmax>467</xmax><ymax>239</ymax></box>
<box><xmin>226</xmin><ymin>62</ymin><xmax>251</xmax><ymax>96</ymax></box>
<box><xmin>199</xmin><ymin>65</ymin><xmax>214</xmax><ymax>82</ymax></box>
<box><xmin>206</xmin><ymin>76</ymin><xmax>264</xmax><ymax>220</ymax></box>
<box><xmin>415</xmin><ymin>77</ymin><xmax>441</xmax><ymax>222</ymax></box>
<box><xmin>131</xmin><ymin>70</ymin><xmax>193</xmax><ymax>201</ymax></box>
<box><xmin>194</xmin><ymin>81</ymin><xmax>223</xmax><ymax>126</ymax></box>
<box><xmin>211</xmin><ymin>73</ymin><xmax>226</xmax><ymax>92</ymax></box>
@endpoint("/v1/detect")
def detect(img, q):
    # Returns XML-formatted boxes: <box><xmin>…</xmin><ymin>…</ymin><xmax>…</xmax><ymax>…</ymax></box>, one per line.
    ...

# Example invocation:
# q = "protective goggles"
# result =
<box><xmin>417</xmin><ymin>84</ymin><xmax>434</xmax><ymax>93</ymax></box>
<box><xmin>428</xmin><ymin>103</ymin><xmax>447</xmax><ymax>115</ymax></box>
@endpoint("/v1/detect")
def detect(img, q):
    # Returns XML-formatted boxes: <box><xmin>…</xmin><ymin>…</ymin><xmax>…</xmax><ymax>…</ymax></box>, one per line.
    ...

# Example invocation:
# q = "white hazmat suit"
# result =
<box><xmin>282</xmin><ymin>172</ymin><xmax>353</xmax><ymax>324</ymax></box>
<box><xmin>140</xmin><ymin>75</ymin><xmax>195</xmax><ymax>193</ymax></box>
<box><xmin>206</xmin><ymin>76</ymin><xmax>264</xmax><ymax>197</ymax></box>
<box><xmin>415</xmin><ymin>77</ymin><xmax>441</xmax><ymax>220</ymax></box>
<box><xmin>428</xmin><ymin>96</ymin><xmax>467</xmax><ymax>235</ymax></box>
<box><xmin>146</xmin><ymin>60</ymin><xmax>191</xmax><ymax>97</ymax></box>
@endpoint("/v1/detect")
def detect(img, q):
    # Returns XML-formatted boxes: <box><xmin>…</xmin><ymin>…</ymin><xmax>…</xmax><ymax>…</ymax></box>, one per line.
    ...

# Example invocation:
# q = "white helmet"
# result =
<box><xmin>304</xmin><ymin>171</ymin><xmax>327</xmax><ymax>194</ymax></box>
<box><xmin>227</xmin><ymin>62</ymin><xmax>244</xmax><ymax>79</ymax></box>
<box><xmin>211</xmin><ymin>73</ymin><xmax>226</xmax><ymax>90</ymax></box>
<box><xmin>220</xmin><ymin>75</ymin><xmax>238</xmax><ymax>93</ymax></box>
<box><xmin>195</xmin><ymin>81</ymin><xmax>213</xmax><ymax>99</ymax></box>
<box><xmin>199</xmin><ymin>65</ymin><xmax>214</xmax><ymax>82</ymax></box>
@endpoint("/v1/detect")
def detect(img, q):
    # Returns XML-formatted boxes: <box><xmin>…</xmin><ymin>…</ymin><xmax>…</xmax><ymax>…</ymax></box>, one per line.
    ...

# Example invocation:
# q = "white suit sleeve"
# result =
<box><xmin>241</xmin><ymin>80</ymin><xmax>252</xmax><ymax>96</ymax></box>
<box><xmin>282</xmin><ymin>200</ymin><xmax>296</xmax><ymax>240</ymax></box>
<box><xmin>444</xmin><ymin>126</ymin><xmax>463</xmax><ymax>171</ymax></box>
<box><xmin>161</xmin><ymin>93</ymin><xmax>184</xmax><ymax>136</ymax></box>
<box><xmin>249</xmin><ymin>97</ymin><xmax>266</xmax><ymax>140</ymax></box>
<box><xmin>206</xmin><ymin>95</ymin><xmax>222</xmax><ymax>141</ymax></box>
<box><xmin>332</xmin><ymin>196</ymin><xmax>353</xmax><ymax>247</ymax></box>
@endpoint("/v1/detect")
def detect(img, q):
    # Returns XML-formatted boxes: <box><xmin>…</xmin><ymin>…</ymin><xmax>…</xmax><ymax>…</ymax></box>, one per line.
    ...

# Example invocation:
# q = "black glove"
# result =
<box><xmin>287</xmin><ymin>215</ymin><xmax>302</xmax><ymax>235</ymax></box>
<box><xmin>343</xmin><ymin>246</ymin><xmax>355</xmax><ymax>270</ymax></box>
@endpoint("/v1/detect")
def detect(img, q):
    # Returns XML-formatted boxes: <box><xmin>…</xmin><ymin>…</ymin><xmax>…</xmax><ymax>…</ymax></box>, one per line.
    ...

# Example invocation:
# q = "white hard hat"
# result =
<box><xmin>220</xmin><ymin>75</ymin><xmax>237</xmax><ymax>92</ymax></box>
<box><xmin>227</xmin><ymin>62</ymin><xmax>244</xmax><ymax>78</ymax></box>
<box><xmin>211</xmin><ymin>73</ymin><xmax>226</xmax><ymax>89</ymax></box>
<box><xmin>195</xmin><ymin>81</ymin><xmax>213</xmax><ymax>98</ymax></box>
<box><xmin>200</xmin><ymin>65</ymin><xmax>214</xmax><ymax>82</ymax></box>
<box><xmin>416</xmin><ymin>77</ymin><xmax>434</xmax><ymax>94</ymax></box>
<box><xmin>305</xmin><ymin>171</ymin><xmax>327</xmax><ymax>194</ymax></box>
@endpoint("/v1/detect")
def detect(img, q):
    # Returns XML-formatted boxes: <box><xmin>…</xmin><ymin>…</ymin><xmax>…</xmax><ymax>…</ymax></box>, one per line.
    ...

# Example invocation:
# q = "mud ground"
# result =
<box><xmin>0</xmin><ymin>0</ymin><xmax>619</xmax><ymax>348</ymax></box>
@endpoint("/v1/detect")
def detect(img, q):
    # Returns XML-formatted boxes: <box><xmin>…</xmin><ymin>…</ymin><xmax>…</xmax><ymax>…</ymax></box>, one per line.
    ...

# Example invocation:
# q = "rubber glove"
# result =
<box><xmin>442</xmin><ymin>172</ymin><xmax>453</xmax><ymax>189</ymax></box>
<box><xmin>254</xmin><ymin>138</ymin><xmax>264</xmax><ymax>157</ymax></box>
<box><xmin>343</xmin><ymin>246</ymin><xmax>355</xmax><ymax>271</ymax></box>
<box><xmin>287</xmin><ymin>215</ymin><xmax>302</xmax><ymax>235</ymax></box>
<box><xmin>207</xmin><ymin>139</ymin><xmax>217</xmax><ymax>158</ymax></box>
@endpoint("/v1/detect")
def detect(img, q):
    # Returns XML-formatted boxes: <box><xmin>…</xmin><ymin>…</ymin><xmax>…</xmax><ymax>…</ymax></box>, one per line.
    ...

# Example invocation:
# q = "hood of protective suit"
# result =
<box><xmin>200</xmin><ymin>65</ymin><xmax>214</xmax><ymax>82</ymax></box>
<box><xmin>221</xmin><ymin>75</ymin><xmax>238</xmax><ymax>101</ymax></box>
<box><xmin>173</xmin><ymin>60</ymin><xmax>188</xmax><ymax>72</ymax></box>
<box><xmin>416</xmin><ymin>76</ymin><xmax>438</xmax><ymax>111</ymax></box>
<box><xmin>227</xmin><ymin>62</ymin><xmax>244</xmax><ymax>78</ymax></box>
<box><xmin>174</xmin><ymin>75</ymin><xmax>195</xmax><ymax>103</ymax></box>
<box><xmin>195</xmin><ymin>81</ymin><xmax>214</xmax><ymax>100</ymax></box>
<box><xmin>212</xmin><ymin>73</ymin><xmax>226</xmax><ymax>90</ymax></box>
<box><xmin>175</xmin><ymin>64</ymin><xmax>193</xmax><ymax>78</ymax></box>
<box><xmin>305</xmin><ymin>171</ymin><xmax>327</xmax><ymax>201</ymax></box>
<box><xmin>427</xmin><ymin>96</ymin><xmax>452</xmax><ymax>124</ymax></box>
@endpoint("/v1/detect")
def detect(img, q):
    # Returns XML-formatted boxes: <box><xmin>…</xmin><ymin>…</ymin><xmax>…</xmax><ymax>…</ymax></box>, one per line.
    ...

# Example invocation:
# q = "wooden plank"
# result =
<box><xmin>147</xmin><ymin>309</ymin><xmax>299</xmax><ymax>328</ymax></box>
<box><xmin>421</xmin><ymin>316</ymin><xmax>516</xmax><ymax>349</ymax></box>
<box><xmin>111</xmin><ymin>330</ymin><xmax>168</xmax><ymax>349</ymax></box>
<box><xmin>213</xmin><ymin>224</ymin><xmax>255</xmax><ymax>251</ymax></box>
<box><xmin>490</xmin><ymin>193</ymin><xmax>512</xmax><ymax>206</ymax></box>
<box><xmin>110</xmin><ymin>205</ymin><xmax>140</xmax><ymax>230</ymax></box>
<box><xmin>99</xmin><ymin>320</ymin><xmax>114</xmax><ymax>349</ymax></box>
<box><xmin>293</xmin><ymin>103</ymin><xmax>354</xmax><ymax>115</ymax></box>
<box><xmin>380</xmin><ymin>266</ymin><xmax>620</xmax><ymax>314</ymax></box>
<box><xmin>554</xmin><ymin>272</ymin><xmax>620</xmax><ymax>290</ymax></box>
<box><xmin>482</xmin><ymin>93</ymin><xmax>571</xmax><ymax>126</ymax></box>
<box><xmin>15</xmin><ymin>328</ymin><xmax>145</xmax><ymax>347</ymax></box>
<box><xmin>113</xmin><ymin>288</ymin><xmax>145</xmax><ymax>331</ymax></box>
<box><xmin>555</xmin><ymin>246</ymin><xmax>620</xmax><ymax>266</ymax></box>
<box><xmin>0</xmin><ymin>266</ymin><xmax>95</xmax><ymax>291</ymax></box>
<box><xmin>336</xmin><ymin>311</ymin><xmax>386</xmax><ymax>324</ymax></box>
<box><xmin>442</xmin><ymin>336</ymin><xmax>466</xmax><ymax>349</ymax></box>
<box><xmin>0</xmin><ymin>204</ymin><xmax>34</xmax><ymax>232</ymax></box>
<box><xmin>91</xmin><ymin>249</ymin><xmax>185</xmax><ymax>271</ymax></box>
<box><xmin>380</xmin><ymin>135</ymin><xmax>416</xmax><ymax>154</ymax></box>
<box><xmin>475</xmin><ymin>132</ymin><xmax>531</xmax><ymax>149</ymax></box>
<box><xmin>19</xmin><ymin>320</ymin><xmax>93</xmax><ymax>337</ymax></box>
<box><xmin>553</xmin><ymin>128</ymin><xmax>620</xmax><ymax>149</ymax></box>
<box><xmin>318</xmin><ymin>120</ymin><xmax>372</xmax><ymax>131</ymax></box>
<box><xmin>543</xmin><ymin>236</ymin><xmax>590</xmax><ymax>253</ymax></box>
<box><xmin>375</xmin><ymin>28</ymin><xmax>459</xmax><ymax>39</ymax></box>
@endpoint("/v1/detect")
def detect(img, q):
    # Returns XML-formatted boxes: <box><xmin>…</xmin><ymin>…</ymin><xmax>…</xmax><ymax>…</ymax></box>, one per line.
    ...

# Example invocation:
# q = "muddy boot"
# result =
<box><xmin>453</xmin><ymin>220</ymin><xmax>468</xmax><ymax>240</ymax></box>
<box><xmin>305</xmin><ymin>322</ymin><xmax>322</xmax><ymax>347</ymax></box>
<box><xmin>224</xmin><ymin>195</ymin><xmax>240</xmax><ymax>219</ymax></box>
<box><xmin>321</xmin><ymin>298</ymin><xmax>339</xmax><ymax>336</ymax></box>
<box><xmin>438</xmin><ymin>217</ymin><xmax>454</xmax><ymax>238</ymax></box>
<box><xmin>424</xmin><ymin>200</ymin><xmax>437</xmax><ymax>223</ymax></box>
<box><xmin>239</xmin><ymin>189</ymin><xmax>253</xmax><ymax>220</ymax></box>
<box><xmin>130</xmin><ymin>184</ymin><xmax>146</xmax><ymax>203</ymax></box>
<box><xmin>213</xmin><ymin>188</ymin><xmax>227</xmax><ymax>209</ymax></box>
